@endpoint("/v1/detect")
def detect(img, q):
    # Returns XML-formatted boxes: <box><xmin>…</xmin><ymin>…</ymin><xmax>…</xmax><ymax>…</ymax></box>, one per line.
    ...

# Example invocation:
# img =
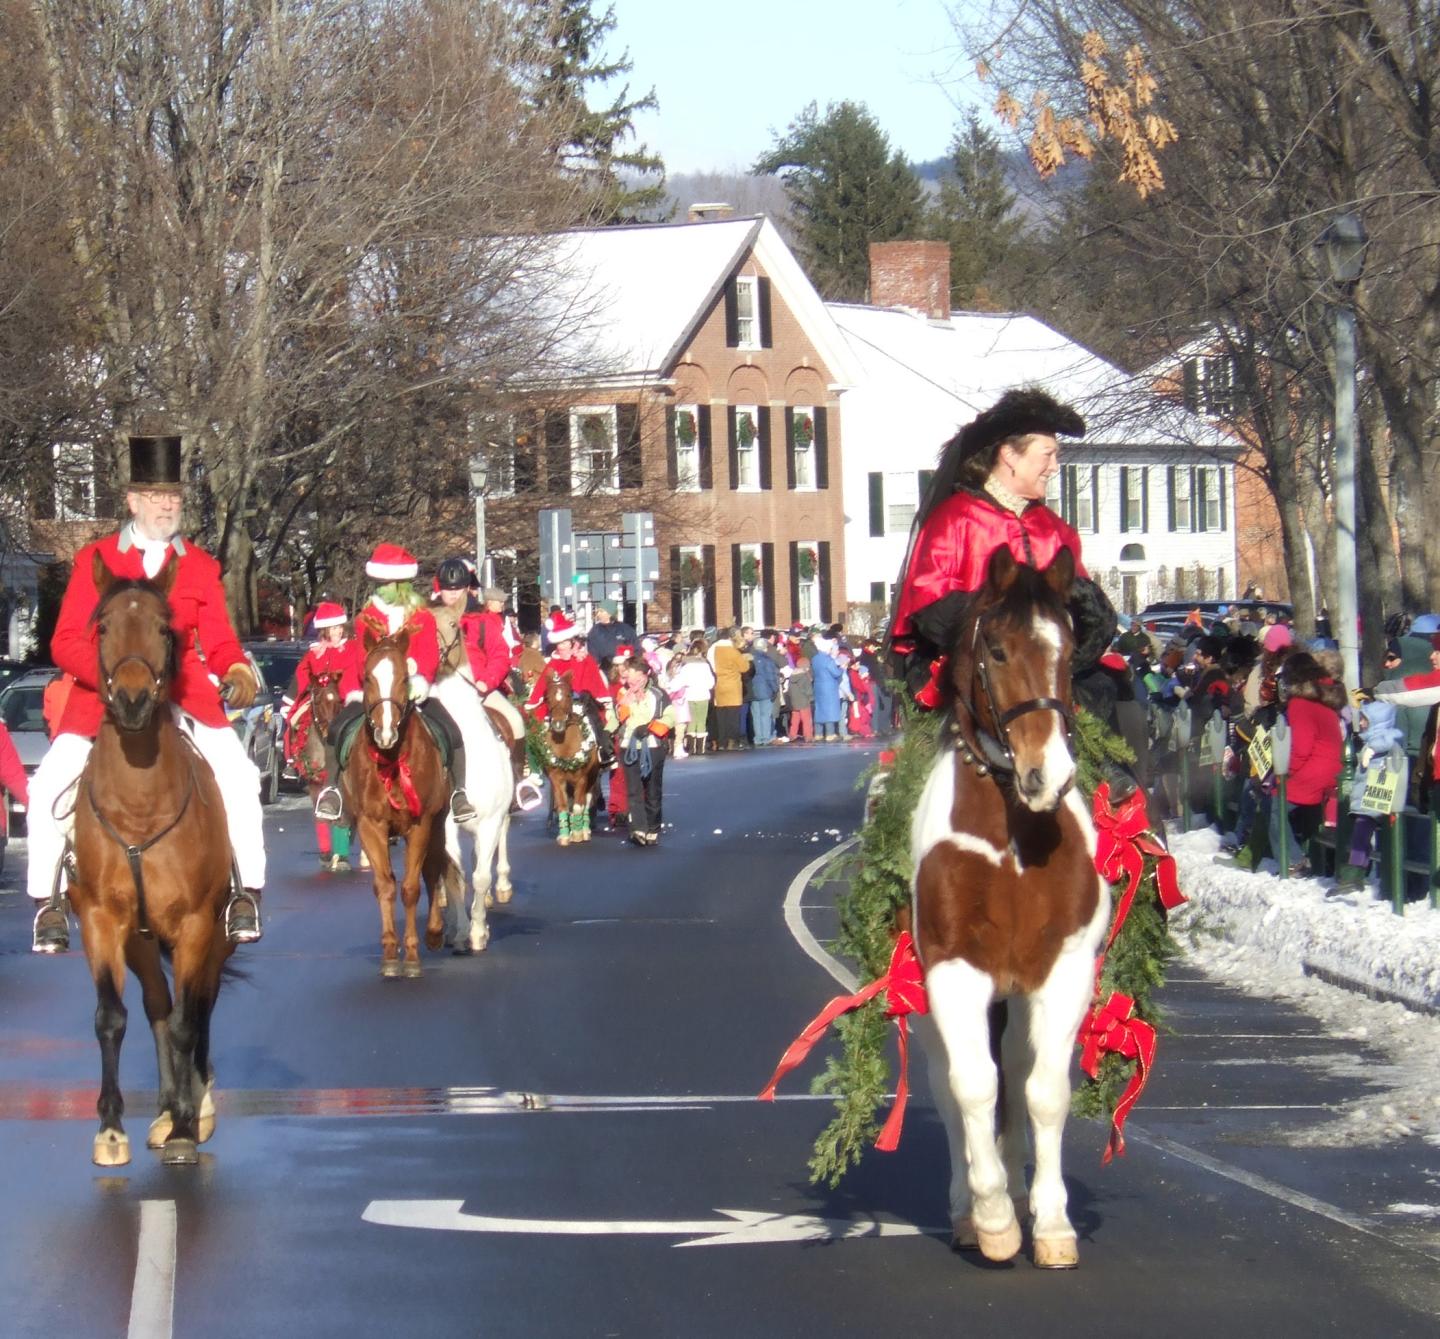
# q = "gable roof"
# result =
<box><xmin>528</xmin><ymin>216</ymin><xmax>862</xmax><ymax>390</ymax></box>
<box><xmin>828</xmin><ymin>303</ymin><xmax>1238</xmax><ymax>454</ymax></box>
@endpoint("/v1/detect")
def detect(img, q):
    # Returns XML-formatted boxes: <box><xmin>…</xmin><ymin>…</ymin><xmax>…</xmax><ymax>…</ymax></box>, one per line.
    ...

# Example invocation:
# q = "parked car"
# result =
<box><xmin>0</xmin><ymin>659</ymin><xmax>31</xmax><ymax>694</ymax></box>
<box><xmin>225</xmin><ymin>649</ymin><xmax>286</xmax><ymax>805</ymax></box>
<box><xmin>0</xmin><ymin>667</ymin><xmax>60</xmax><ymax>840</ymax></box>
<box><xmin>243</xmin><ymin>641</ymin><xmax>307</xmax><ymax>790</ymax></box>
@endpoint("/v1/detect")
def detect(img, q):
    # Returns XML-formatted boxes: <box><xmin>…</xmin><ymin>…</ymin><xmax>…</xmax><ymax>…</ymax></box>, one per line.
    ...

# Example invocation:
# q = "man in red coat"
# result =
<box><xmin>28</xmin><ymin>436</ymin><xmax>264</xmax><ymax>952</ymax></box>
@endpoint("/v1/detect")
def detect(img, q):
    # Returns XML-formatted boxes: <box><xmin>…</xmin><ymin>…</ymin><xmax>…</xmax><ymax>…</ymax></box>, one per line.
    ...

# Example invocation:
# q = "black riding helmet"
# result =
<box><xmin>435</xmin><ymin>557</ymin><xmax>476</xmax><ymax>591</ymax></box>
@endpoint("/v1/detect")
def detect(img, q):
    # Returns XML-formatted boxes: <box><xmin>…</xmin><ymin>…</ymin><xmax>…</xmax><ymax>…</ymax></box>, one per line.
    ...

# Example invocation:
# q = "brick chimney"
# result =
<box><xmin>688</xmin><ymin>202</ymin><xmax>735</xmax><ymax>222</ymax></box>
<box><xmin>868</xmin><ymin>240</ymin><xmax>952</xmax><ymax>320</ymax></box>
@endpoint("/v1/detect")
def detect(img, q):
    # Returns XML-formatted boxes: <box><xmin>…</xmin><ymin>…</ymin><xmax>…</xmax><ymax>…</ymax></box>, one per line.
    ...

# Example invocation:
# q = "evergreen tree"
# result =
<box><xmin>524</xmin><ymin>1</ymin><xmax>667</xmax><ymax>224</ymax></box>
<box><xmin>754</xmin><ymin>101</ymin><xmax>925</xmax><ymax>302</ymax></box>
<box><xmin>930</xmin><ymin>111</ymin><xmax>1020</xmax><ymax>309</ymax></box>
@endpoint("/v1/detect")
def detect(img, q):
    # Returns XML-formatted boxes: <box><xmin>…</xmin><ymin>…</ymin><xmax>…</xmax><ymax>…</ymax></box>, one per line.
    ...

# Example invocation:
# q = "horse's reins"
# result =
<box><xmin>949</xmin><ymin>613</ymin><xmax>1073</xmax><ymax>781</ymax></box>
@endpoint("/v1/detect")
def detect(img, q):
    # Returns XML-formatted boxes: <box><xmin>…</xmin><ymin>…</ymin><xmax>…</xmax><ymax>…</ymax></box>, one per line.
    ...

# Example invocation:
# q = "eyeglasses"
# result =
<box><xmin>133</xmin><ymin>489</ymin><xmax>183</xmax><ymax>504</ymax></box>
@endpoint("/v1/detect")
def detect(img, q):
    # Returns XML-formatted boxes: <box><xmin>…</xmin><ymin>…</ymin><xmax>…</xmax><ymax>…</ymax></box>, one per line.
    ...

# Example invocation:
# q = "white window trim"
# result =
<box><xmin>570</xmin><ymin>405</ymin><xmax>619</xmax><ymax>494</ymax></box>
<box><xmin>735</xmin><ymin>275</ymin><xmax>761</xmax><ymax>351</ymax></box>
<box><xmin>738</xmin><ymin>542</ymin><xmax>763</xmax><ymax>627</ymax></box>
<box><xmin>885</xmin><ymin>468</ymin><xmax>918</xmax><ymax>534</ymax></box>
<box><xmin>796</xmin><ymin>538</ymin><xmax>820</xmax><ymax>624</ymax></box>
<box><xmin>678</xmin><ymin>543</ymin><xmax>705</xmax><ymax>630</ymax></box>
<box><xmin>791</xmin><ymin>404</ymin><xmax>816</xmax><ymax>492</ymax></box>
<box><xmin>469</xmin><ymin>412</ymin><xmax>516</xmax><ymax>498</ymax></box>
<box><xmin>1071</xmin><ymin>465</ymin><xmax>1096</xmax><ymax>534</ymax></box>
<box><xmin>54</xmin><ymin>442</ymin><xmax>97</xmax><ymax>521</ymax></box>
<box><xmin>1124</xmin><ymin>466</ymin><xmax>1145</xmax><ymax>532</ymax></box>
<box><xmin>1172</xmin><ymin>469</ymin><xmax>1193</xmax><ymax>534</ymax></box>
<box><xmin>734</xmin><ymin>404</ymin><xmax>761</xmax><ymax>492</ymax></box>
<box><xmin>674</xmin><ymin>403</ymin><xmax>702</xmax><ymax>493</ymax></box>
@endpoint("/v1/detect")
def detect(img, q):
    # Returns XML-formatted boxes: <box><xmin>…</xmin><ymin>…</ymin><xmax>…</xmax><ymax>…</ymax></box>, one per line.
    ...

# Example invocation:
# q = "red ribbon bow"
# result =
<box><xmin>759</xmin><ymin>931</ymin><xmax>929</xmax><ymax>1152</ymax></box>
<box><xmin>367</xmin><ymin>741</ymin><xmax>422</xmax><ymax>817</ymax></box>
<box><xmin>1078</xmin><ymin>991</ymin><xmax>1156</xmax><ymax>1162</ymax></box>
<box><xmin>1092</xmin><ymin>782</ymin><xmax>1186</xmax><ymax>953</ymax></box>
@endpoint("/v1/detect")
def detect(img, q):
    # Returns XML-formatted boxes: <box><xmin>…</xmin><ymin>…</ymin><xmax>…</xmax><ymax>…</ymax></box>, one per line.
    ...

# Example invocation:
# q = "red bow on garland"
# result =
<box><xmin>1079</xmin><ymin>782</ymin><xmax>1186</xmax><ymax>1159</ymax></box>
<box><xmin>367</xmin><ymin>741</ymin><xmax>422</xmax><ymax>817</ymax></box>
<box><xmin>759</xmin><ymin>931</ymin><xmax>929</xmax><ymax>1152</ymax></box>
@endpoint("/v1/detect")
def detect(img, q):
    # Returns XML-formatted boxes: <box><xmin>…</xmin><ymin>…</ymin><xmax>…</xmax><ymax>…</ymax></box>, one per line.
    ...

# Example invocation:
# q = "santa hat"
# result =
<box><xmin>366</xmin><ymin>543</ymin><xmax>419</xmax><ymax>581</ymax></box>
<box><xmin>312</xmin><ymin>601</ymin><xmax>347</xmax><ymax>629</ymax></box>
<box><xmin>547</xmin><ymin>610</ymin><xmax>578</xmax><ymax>642</ymax></box>
<box><xmin>613</xmin><ymin>644</ymin><xmax>633</xmax><ymax>661</ymax></box>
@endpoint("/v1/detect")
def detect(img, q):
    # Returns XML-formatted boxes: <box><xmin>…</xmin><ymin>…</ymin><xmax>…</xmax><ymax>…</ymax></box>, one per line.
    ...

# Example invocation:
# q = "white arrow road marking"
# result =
<box><xmin>362</xmin><ymin>1200</ymin><xmax>937</xmax><ymax>1248</ymax></box>
<box><xmin>127</xmin><ymin>1200</ymin><xmax>176</xmax><ymax>1339</ymax></box>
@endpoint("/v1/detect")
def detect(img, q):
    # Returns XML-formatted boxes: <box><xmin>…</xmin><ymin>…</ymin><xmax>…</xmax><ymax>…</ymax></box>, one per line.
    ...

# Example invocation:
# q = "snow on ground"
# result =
<box><xmin>1170</xmin><ymin>827</ymin><xmax>1440</xmax><ymax>1147</ymax></box>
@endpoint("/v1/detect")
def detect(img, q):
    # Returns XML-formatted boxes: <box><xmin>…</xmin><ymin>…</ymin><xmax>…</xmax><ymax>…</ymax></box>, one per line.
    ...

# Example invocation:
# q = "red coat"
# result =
<box><xmin>451</xmin><ymin>610</ymin><xmax>511</xmax><ymax>693</ymax></box>
<box><xmin>1284</xmin><ymin>695</ymin><xmax>1343</xmax><ymax>806</ymax></box>
<box><xmin>295</xmin><ymin>638</ymin><xmax>364</xmax><ymax>702</ymax></box>
<box><xmin>893</xmin><ymin>490</ymin><xmax>1087</xmax><ymax>639</ymax></box>
<box><xmin>53</xmin><ymin>530</ymin><xmax>245</xmax><ymax>737</ymax></box>
<box><xmin>524</xmin><ymin>651</ymin><xmax>612</xmax><ymax>719</ymax></box>
<box><xmin>356</xmin><ymin>599</ymin><xmax>440</xmax><ymax>683</ymax></box>
<box><xmin>0</xmin><ymin>722</ymin><xmax>28</xmax><ymax>806</ymax></box>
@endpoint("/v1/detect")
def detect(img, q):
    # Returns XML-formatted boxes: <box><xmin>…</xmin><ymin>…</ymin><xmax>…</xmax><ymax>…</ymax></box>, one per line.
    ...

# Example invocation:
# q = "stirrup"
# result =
<box><xmin>32</xmin><ymin>902</ymin><xmax>70</xmax><ymax>955</ymax></box>
<box><xmin>315</xmin><ymin>787</ymin><xmax>344</xmax><ymax>822</ymax></box>
<box><xmin>514</xmin><ymin>776</ymin><xmax>544</xmax><ymax>811</ymax></box>
<box><xmin>226</xmin><ymin>889</ymin><xmax>262</xmax><ymax>944</ymax></box>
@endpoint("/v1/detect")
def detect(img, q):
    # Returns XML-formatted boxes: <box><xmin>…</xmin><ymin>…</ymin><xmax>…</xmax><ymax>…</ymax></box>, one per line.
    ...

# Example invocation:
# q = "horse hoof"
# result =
<box><xmin>425</xmin><ymin>929</ymin><xmax>443</xmax><ymax>952</ymax></box>
<box><xmin>198</xmin><ymin>1083</ymin><xmax>216</xmax><ymax>1145</ymax></box>
<box><xmin>93</xmin><ymin>1129</ymin><xmax>131</xmax><ymax>1167</ymax></box>
<box><xmin>469</xmin><ymin>933</ymin><xmax>489</xmax><ymax>954</ymax></box>
<box><xmin>1033</xmin><ymin>1236</ymin><xmax>1079</xmax><ymax>1269</ymax></box>
<box><xmin>402</xmin><ymin>960</ymin><xmax>423</xmax><ymax>979</ymax></box>
<box><xmin>380</xmin><ymin>959</ymin><xmax>401</xmax><ymax>979</ymax></box>
<box><xmin>495</xmin><ymin>883</ymin><xmax>514</xmax><ymax>905</ymax></box>
<box><xmin>162</xmin><ymin>1139</ymin><xmax>199</xmax><ymax>1166</ymax></box>
<box><xmin>950</xmin><ymin>1217</ymin><xmax>979</xmax><ymax>1252</ymax></box>
<box><xmin>451</xmin><ymin>943</ymin><xmax>473</xmax><ymax>956</ymax></box>
<box><xmin>483</xmin><ymin>889</ymin><xmax>495</xmax><ymax>909</ymax></box>
<box><xmin>147</xmin><ymin>1113</ymin><xmax>171</xmax><ymax>1149</ymax></box>
<box><xmin>976</xmin><ymin>1221</ymin><xmax>1022</xmax><ymax>1262</ymax></box>
<box><xmin>556</xmin><ymin>835</ymin><xmax>570</xmax><ymax>846</ymax></box>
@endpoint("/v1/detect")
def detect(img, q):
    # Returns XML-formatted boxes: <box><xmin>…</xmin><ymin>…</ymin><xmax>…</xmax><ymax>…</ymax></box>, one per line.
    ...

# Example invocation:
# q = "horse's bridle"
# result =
<box><xmin>950</xmin><ymin>611</ymin><xmax>1073</xmax><ymax>779</ymax></box>
<box><xmin>95</xmin><ymin>589</ymin><xmax>175</xmax><ymax>708</ymax></box>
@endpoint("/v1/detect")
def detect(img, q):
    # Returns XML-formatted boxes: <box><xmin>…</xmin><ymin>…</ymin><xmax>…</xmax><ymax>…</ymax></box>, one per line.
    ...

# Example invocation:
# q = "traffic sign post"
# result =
<box><xmin>538</xmin><ymin>509</ymin><xmax>574</xmax><ymax>608</ymax></box>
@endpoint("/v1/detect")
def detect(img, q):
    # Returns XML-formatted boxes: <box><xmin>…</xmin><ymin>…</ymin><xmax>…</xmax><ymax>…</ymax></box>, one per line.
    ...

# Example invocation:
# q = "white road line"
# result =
<box><xmin>782</xmin><ymin>835</ymin><xmax>859</xmax><ymax>992</ymax></box>
<box><xmin>127</xmin><ymin>1200</ymin><xmax>176</xmax><ymax>1339</ymax></box>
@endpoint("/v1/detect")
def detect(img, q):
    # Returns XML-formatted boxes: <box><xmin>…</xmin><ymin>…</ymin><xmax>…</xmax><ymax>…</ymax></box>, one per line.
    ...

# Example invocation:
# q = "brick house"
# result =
<box><xmin>484</xmin><ymin>210</ymin><xmax>862</xmax><ymax>632</ymax></box>
<box><xmin>835</xmin><ymin>242</ymin><xmax>1243</xmax><ymax>618</ymax></box>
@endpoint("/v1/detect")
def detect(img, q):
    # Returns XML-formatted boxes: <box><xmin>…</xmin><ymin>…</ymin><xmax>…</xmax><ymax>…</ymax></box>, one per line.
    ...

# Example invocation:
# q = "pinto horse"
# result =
<box><xmin>70</xmin><ymin>557</ymin><xmax>235</xmax><ymax>1167</ymax></box>
<box><xmin>537</xmin><ymin>669</ymin><xmax>600</xmax><ymax>845</ymax></box>
<box><xmin>342</xmin><ymin>628</ymin><xmax>456</xmax><ymax>977</ymax></box>
<box><xmin>910</xmin><ymin>546</ymin><xmax>1109</xmax><ymax>1268</ymax></box>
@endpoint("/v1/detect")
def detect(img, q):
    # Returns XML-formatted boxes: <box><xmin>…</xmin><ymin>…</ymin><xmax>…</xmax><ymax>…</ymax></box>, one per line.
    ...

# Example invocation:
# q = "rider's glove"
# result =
<box><xmin>221</xmin><ymin>662</ymin><xmax>258</xmax><ymax>710</ymax></box>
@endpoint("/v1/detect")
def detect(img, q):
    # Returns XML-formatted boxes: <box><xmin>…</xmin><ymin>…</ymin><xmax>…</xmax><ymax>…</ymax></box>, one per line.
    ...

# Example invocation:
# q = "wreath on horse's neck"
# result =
<box><xmin>537</xmin><ymin>708</ymin><xmax>596</xmax><ymax>772</ymax></box>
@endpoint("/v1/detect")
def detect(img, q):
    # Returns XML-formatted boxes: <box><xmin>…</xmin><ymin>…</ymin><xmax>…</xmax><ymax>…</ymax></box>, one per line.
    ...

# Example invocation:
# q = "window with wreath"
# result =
<box><xmin>738</xmin><ymin>544</ymin><xmax>763</xmax><ymax>626</ymax></box>
<box><xmin>796</xmin><ymin>543</ymin><xmax>819</xmax><ymax>623</ymax></box>
<box><xmin>734</xmin><ymin>405</ymin><xmax>759</xmax><ymax>489</ymax></box>
<box><xmin>791</xmin><ymin>407</ymin><xmax>815</xmax><ymax>490</ymax></box>
<box><xmin>677</xmin><ymin>545</ymin><xmax>706</xmax><ymax>630</ymax></box>
<box><xmin>674</xmin><ymin>405</ymin><xmax>701</xmax><ymax>491</ymax></box>
<box><xmin>570</xmin><ymin>407</ymin><xmax>617</xmax><ymax>492</ymax></box>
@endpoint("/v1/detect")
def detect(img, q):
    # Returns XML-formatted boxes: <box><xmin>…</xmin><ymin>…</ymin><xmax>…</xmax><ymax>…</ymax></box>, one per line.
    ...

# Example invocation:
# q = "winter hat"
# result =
<box><xmin>312</xmin><ymin>601</ymin><xmax>347</xmax><ymax>629</ymax></box>
<box><xmin>954</xmin><ymin>389</ymin><xmax>1086</xmax><ymax>462</ymax></box>
<box><xmin>812</xmin><ymin>634</ymin><xmax>837</xmax><ymax>655</ymax></box>
<box><xmin>546</xmin><ymin>610</ymin><xmax>578</xmax><ymax>643</ymax></box>
<box><xmin>613</xmin><ymin>644</ymin><xmax>633</xmax><ymax>661</ymax></box>
<box><xmin>1385</xmin><ymin>638</ymin><xmax>1403</xmax><ymax>660</ymax></box>
<box><xmin>1262</xmin><ymin>622</ymin><xmax>1293</xmax><ymax>652</ymax></box>
<box><xmin>481</xmin><ymin>586</ymin><xmax>507</xmax><ymax>604</ymax></box>
<box><xmin>367</xmin><ymin>543</ymin><xmax>419</xmax><ymax>582</ymax></box>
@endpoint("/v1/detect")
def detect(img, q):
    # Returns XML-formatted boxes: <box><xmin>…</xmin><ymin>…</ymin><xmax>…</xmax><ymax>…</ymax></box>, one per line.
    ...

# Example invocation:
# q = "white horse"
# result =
<box><xmin>428</xmin><ymin>665</ymin><xmax>514</xmax><ymax>954</ymax></box>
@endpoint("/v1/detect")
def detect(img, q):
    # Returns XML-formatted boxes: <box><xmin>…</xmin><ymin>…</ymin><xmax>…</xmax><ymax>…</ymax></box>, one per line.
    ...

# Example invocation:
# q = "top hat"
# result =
<box><xmin>128</xmin><ymin>436</ymin><xmax>184</xmax><ymax>489</ymax></box>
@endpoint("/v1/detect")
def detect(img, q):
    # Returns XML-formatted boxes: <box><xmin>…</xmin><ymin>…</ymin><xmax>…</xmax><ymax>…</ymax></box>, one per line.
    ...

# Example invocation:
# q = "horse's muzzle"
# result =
<box><xmin>112</xmin><ymin>687</ymin><xmax>158</xmax><ymax>732</ymax></box>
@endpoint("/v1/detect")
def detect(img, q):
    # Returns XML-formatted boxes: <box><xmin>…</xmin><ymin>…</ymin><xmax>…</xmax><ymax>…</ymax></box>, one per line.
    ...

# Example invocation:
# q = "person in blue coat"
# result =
<box><xmin>811</xmin><ymin>633</ymin><xmax>845</xmax><ymax>741</ymax></box>
<box><xmin>748</xmin><ymin>637</ymin><xmax>781</xmax><ymax>744</ymax></box>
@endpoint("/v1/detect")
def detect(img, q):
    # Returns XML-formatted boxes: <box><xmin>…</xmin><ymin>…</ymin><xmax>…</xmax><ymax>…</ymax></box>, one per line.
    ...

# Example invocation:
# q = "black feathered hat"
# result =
<box><xmin>127</xmin><ymin>435</ymin><xmax>184</xmax><ymax>489</ymax></box>
<box><xmin>956</xmin><ymin>388</ymin><xmax>1086</xmax><ymax>462</ymax></box>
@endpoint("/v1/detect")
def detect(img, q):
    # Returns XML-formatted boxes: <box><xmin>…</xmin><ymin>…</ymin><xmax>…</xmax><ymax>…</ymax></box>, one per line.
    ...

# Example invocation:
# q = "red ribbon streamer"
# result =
<box><xmin>758</xmin><ymin>931</ymin><xmax>929</xmax><ymax>1152</ymax></box>
<box><xmin>1078</xmin><ymin>991</ymin><xmax>1157</xmax><ymax>1162</ymax></box>
<box><xmin>367</xmin><ymin>741</ymin><xmax>422</xmax><ymax>817</ymax></box>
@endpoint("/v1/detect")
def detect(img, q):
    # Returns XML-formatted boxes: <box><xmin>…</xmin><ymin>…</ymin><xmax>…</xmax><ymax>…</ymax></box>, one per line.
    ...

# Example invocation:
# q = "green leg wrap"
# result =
<box><xmin>557</xmin><ymin>812</ymin><xmax>571</xmax><ymax>840</ymax></box>
<box><xmin>576</xmin><ymin>809</ymin><xmax>590</xmax><ymax>835</ymax></box>
<box><xmin>333</xmin><ymin>826</ymin><xmax>351</xmax><ymax>858</ymax></box>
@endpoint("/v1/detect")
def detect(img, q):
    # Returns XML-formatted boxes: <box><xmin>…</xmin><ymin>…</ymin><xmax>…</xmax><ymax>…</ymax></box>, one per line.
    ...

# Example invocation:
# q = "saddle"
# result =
<box><xmin>336</xmin><ymin>709</ymin><xmax>451</xmax><ymax>772</ymax></box>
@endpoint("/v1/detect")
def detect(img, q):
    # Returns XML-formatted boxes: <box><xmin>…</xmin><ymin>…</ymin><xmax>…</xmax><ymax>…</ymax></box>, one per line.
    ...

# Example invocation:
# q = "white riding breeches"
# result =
<box><xmin>26</xmin><ymin>712</ymin><xmax>266</xmax><ymax>901</ymax></box>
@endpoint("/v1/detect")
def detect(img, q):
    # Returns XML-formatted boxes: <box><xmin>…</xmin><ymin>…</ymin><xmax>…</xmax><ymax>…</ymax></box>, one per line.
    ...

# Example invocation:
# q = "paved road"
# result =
<box><xmin>1</xmin><ymin>743</ymin><xmax>1438</xmax><ymax>1337</ymax></box>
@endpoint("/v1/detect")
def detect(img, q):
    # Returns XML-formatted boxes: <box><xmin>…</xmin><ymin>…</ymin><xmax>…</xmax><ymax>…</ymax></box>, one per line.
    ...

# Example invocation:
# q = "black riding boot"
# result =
<box><xmin>583</xmin><ymin>700</ymin><xmax>615</xmax><ymax>766</ymax></box>
<box><xmin>315</xmin><ymin>702</ymin><xmax>363</xmax><ymax>822</ymax></box>
<box><xmin>421</xmin><ymin>699</ymin><xmax>477</xmax><ymax>822</ymax></box>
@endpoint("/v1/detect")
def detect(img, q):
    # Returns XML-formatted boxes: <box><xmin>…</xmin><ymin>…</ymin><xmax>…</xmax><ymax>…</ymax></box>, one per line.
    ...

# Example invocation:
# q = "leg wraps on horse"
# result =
<box><xmin>25</xmin><ymin>732</ymin><xmax>92</xmax><ymax>902</ymax></box>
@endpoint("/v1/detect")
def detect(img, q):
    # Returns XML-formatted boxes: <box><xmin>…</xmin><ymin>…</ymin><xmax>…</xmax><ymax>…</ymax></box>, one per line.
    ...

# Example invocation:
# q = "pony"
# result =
<box><xmin>910</xmin><ymin>547</ymin><xmax>1109</xmax><ymax>1268</ymax></box>
<box><xmin>70</xmin><ymin>557</ymin><xmax>235</xmax><ymax>1167</ymax></box>
<box><xmin>289</xmin><ymin>669</ymin><xmax>348</xmax><ymax>867</ymax></box>
<box><xmin>342</xmin><ymin>627</ymin><xmax>455</xmax><ymax>977</ymax></box>
<box><xmin>427</xmin><ymin>662</ymin><xmax>513</xmax><ymax>954</ymax></box>
<box><xmin>536</xmin><ymin>669</ymin><xmax>600</xmax><ymax>845</ymax></box>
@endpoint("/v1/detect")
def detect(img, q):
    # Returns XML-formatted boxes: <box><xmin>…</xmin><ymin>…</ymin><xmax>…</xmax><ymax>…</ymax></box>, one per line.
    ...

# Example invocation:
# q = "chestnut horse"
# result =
<box><xmin>342</xmin><ymin>628</ymin><xmax>456</xmax><ymax>977</ymax></box>
<box><xmin>70</xmin><ymin>558</ymin><xmax>235</xmax><ymax>1167</ymax></box>
<box><xmin>910</xmin><ymin>547</ymin><xmax>1109</xmax><ymax>1268</ymax></box>
<box><xmin>537</xmin><ymin>669</ymin><xmax>600</xmax><ymax>845</ymax></box>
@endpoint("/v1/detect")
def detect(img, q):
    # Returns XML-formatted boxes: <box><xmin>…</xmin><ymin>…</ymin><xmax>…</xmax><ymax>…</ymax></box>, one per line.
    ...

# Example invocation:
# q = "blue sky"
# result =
<box><xmin>608</xmin><ymin>0</ymin><xmax>984</xmax><ymax>174</ymax></box>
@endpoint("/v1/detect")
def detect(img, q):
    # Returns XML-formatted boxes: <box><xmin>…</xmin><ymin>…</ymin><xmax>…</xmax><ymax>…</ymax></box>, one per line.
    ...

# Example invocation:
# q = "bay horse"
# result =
<box><xmin>289</xmin><ymin>670</ymin><xmax>347</xmax><ymax>864</ymax></box>
<box><xmin>428</xmin><ymin>663</ymin><xmax>513</xmax><ymax>954</ymax></box>
<box><xmin>910</xmin><ymin>546</ymin><xmax>1109</xmax><ymax>1268</ymax></box>
<box><xmin>537</xmin><ymin>669</ymin><xmax>600</xmax><ymax>845</ymax></box>
<box><xmin>70</xmin><ymin>557</ymin><xmax>234</xmax><ymax>1167</ymax></box>
<box><xmin>342</xmin><ymin>627</ymin><xmax>456</xmax><ymax>977</ymax></box>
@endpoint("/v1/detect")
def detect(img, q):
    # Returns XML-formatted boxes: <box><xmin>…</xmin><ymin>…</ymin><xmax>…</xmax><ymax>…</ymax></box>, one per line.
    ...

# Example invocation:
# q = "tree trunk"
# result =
<box><xmin>1266</xmin><ymin>374</ymin><xmax>1317</xmax><ymax>634</ymax></box>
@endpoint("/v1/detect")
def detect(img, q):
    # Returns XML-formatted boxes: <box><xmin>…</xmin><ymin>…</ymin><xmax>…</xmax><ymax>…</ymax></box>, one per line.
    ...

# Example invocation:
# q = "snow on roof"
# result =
<box><xmin>829</xmin><ymin>303</ymin><xmax>1236</xmax><ymax>453</ymax></box>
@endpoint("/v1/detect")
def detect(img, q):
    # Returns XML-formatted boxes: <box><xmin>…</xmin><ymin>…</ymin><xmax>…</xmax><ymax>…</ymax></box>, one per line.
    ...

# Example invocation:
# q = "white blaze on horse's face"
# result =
<box><xmin>371</xmin><ymin>656</ymin><xmax>398</xmax><ymax>748</ymax></box>
<box><xmin>1007</xmin><ymin>611</ymin><xmax>1074</xmax><ymax>814</ymax></box>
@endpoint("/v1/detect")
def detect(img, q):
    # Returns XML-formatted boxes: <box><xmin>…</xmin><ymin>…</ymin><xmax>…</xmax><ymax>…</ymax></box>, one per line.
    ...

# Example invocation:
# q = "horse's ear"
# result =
<box><xmin>1043</xmin><ymin>547</ymin><xmax>1076</xmax><ymax>599</ymax></box>
<box><xmin>92</xmin><ymin>551</ymin><xmax>114</xmax><ymax>598</ymax></box>
<box><xmin>985</xmin><ymin>545</ymin><xmax>1019</xmax><ymax>593</ymax></box>
<box><xmin>359</xmin><ymin>621</ymin><xmax>378</xmax><ymax>651</ymax></box>
<box><xmin>395</xmin><ymin>629</ymin><xmax>411</xmax><ymax>655</ymax></box>
<box><xmin>154</xmin><ymin>560</ymin><xmax>179</xmax><ymax>599</ymax></box>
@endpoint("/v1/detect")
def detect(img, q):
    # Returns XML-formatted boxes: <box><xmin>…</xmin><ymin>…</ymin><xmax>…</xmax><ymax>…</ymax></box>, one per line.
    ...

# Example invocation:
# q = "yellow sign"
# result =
<box><xmin>1355</xmin><ymin>765</ymin><xmax>1403</xmax><ymax>817</ymax></box>
<box><xmin>1247</xmin><ymin>725</ymin><xmax>1273</xmax><ymax>777</ymax></box>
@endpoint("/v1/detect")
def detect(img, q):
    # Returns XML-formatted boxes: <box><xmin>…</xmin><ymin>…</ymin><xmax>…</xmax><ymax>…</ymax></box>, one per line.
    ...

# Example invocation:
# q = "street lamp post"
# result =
<box><xmin>468</xmin><ymin>454</ymin><xmax>492</xmax><ymax>588</ymax></box>
<box><xmin>1316</xmin><ymin>212</ymin><xmax>1368</xmax><ymax>693</ymax></box>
